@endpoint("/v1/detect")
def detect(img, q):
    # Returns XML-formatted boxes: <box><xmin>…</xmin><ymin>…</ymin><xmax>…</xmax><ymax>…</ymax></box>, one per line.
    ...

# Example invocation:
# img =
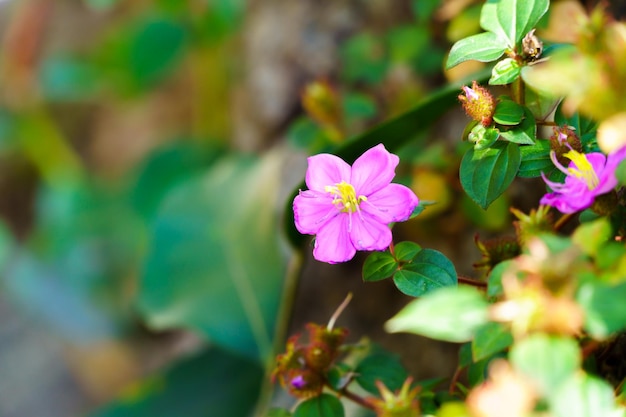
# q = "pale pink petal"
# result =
<box><xmin>305</xmin><ymin>153</ymin><xmax>351</xmax><ymax>192</ymax></box>
<box><xmin>350</xmin><ymin>144</ymin><xmax>399</xmax><ymax>196</ymax></box>
<box><xmin>361</xmin><ymin>184</ymin><xmax>419</xmax><ymax>224</ymax></box>
<box><xmin>349</xmin><ymin>212</ymin><xmax>392</xmax><ymax>251</ymax></box>
<box><xmin>313</xmin><ymin>214</ymin><xmax>356</xmax><ymax>263</ymax></box>
<box><xmin>293</xmin><ymin>190</ymin><xmax>338</xmax><ymax>234</ymax></box>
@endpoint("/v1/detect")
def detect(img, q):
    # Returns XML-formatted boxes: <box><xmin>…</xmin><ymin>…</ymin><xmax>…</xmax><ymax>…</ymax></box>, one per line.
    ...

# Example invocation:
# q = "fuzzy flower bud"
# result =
<box><xmin>458</xmin><ymin>81</ymin><xmax>496</xmax><ymax>126</ymax></box>
<box><xmin>301</xmin><ymin>79</ymin><xmax>342</xmax><ymax>129</ymax></box>
<box><xmin>549</xmin><ymin>125</ymin><xmax>583</xmax><ymax>166</ymax></box>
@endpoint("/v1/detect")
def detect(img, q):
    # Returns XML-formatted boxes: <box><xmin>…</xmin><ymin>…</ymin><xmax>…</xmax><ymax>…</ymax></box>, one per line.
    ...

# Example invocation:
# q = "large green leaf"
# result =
<box><xmin>137</xmin><ymin>153</ymin><xmax>287</xmax><ymax>360</ymax></box>
<box><xmin>510</xmin><ymin>334</ymin><xmax>580</xmax><ymax>395</ymax></box>
<box><xmin>481</xmin><ymin>0</ymin><xmax>549</xmax><ymax>48</ymax></box>
<box><xmin>446</xmin><ymin>32</ymin><xmax>507</xmax><ymax>69</ymax></box>
<box><xmin>385</xmin><ymin>286</ymin><xmax>489</xmax><ymax>342</ymax></box>
<box><xmin>518</xmin><ymin>138</ymin><xmax>552</xmax><ymax>178</ymax></box>
<box><xmin>91</xmin><ymin>347</ymin><xmax>263</xmax><ymax>417</ymax></box>
<box><xmin>285</xmin><ymin>67</ymin><xmax>492</xmax><ymax>247</ymax></box>
<box><xmin>577</xmin><ymin>281</ymin><xmax>626</xmax><ymax>339</ymax></box>
<box><xmin>392</xmin><ymin>249</ymin><xmax>457</xmax><ymax>297</ymax></box>
<box><xmin>550</xmin><ymin>374</ymin><xmax>622</xmax><ymax>417</ymax></box>
<box><xmin>471</xmin><ymin>322</ymin><xmax>513</xmax><ymax>362</ymax></box>
<box><xmin>460</xmin><ymin>141</ymin><xmax>521</xmax><ymax>209</ymax></box>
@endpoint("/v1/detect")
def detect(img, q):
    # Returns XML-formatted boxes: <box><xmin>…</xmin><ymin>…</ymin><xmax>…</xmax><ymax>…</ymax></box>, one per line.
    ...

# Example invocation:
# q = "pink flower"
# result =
<box><xmin>540</xmin><ymin>146</ymin><xmax>626</xmax><ymax>213</ymax></box>
<box><xmin>293</xmin><ymin>144</ymin><xmax>419</xmax><ymax>264</ymax></box>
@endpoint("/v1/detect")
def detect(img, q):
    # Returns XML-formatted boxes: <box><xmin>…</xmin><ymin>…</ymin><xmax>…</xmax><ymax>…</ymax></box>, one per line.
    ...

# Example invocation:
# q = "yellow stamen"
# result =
<box><xmin>563</xmin><ymin>149</ymin><xmax>599</xmax><ymax>190</ymax></box>
<box><xmin>324</xmin><ymin>181</ymin><xmax>367</xmax><ymax>212</ymax></box>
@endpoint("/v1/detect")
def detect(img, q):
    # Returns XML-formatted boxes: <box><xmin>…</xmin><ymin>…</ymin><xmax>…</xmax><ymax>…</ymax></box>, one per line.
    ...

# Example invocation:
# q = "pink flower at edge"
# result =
<box><xmin>293</xmin><ymin>144</ymin><xmax>419</xmax><ymax>264</ymax></box>
<box><xmin>540</xmin><ymin>145</ymin><xmax>626</xmax><ymax>214</ymax></box>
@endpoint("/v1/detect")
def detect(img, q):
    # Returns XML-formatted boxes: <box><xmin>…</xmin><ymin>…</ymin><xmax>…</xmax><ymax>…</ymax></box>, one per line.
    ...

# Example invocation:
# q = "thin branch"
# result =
<box><xmin>458</xmin><ymin>275</ymin><xmax>487</xmax><ymax>288</ymax></box>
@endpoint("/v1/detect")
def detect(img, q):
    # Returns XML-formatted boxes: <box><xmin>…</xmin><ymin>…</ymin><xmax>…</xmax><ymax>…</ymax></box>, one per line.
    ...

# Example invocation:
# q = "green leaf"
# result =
<box><xmin>363</xmin><ymin>252</ymin><xmax>398</xmax><ymax>282</ymax></box>
<box><xmin>342</xmin><ymin>92</ymin><xmax>377</xmax><ymax>121</ymax></box>
<box><xmin>394</xmin><ymin>241</ymin><xmax>422</xmax><ymax>262</ymax></box>
<box><xmin>572</xmin><ymin>218</ymin><xmax>612</xmax><ymax>257</ymax></box>
<box><xmin>487</xmin><ymin>260</ymin><xmax>514</xmax><ymax>298</ymax></box>
<box><xmin>481</xmin><ymin>0</ymin><xmax>550</xmax><ymax>48</ymax></box>
<box><xmin>499</xmin><ymin>107</ymin><xmax>536</xmax><ymax>145</ymax></box>
<box><xmin>265</xmin><ymin>409</ymin><xmax>292</xmax><ymax>417</ymax></box>
<box><xmin>137</xmin><ymin>153</ymin><xmax>287</xmax><ymax>360</ymax></box>
<box><xmin>489</xmin><ymin>58</ymin><xmax>521</xmax><ymax>85</ymax></box>
<box><xmin>460</xmin><ymin>142</ymin><xmax>521</xmax><ymax>209</ymax></box>
<box><xmin>340</xmin><ymin>33</ymin><xmax>388</xmax><ymax>84</ymax></box>
<box><xmin>510</xmin><ymin>334</ymin><xmax>580</xmax><ymax>395</ymax></box>
<box><xmin>393</xmin><ymin>249</ymin><xmax>457</xmax><ymax>297</ymax></box>
<box><xmin>355</xmin><ymin>352</ymin><xmax>409</xmax><ymax>395</ymax></box>
<box><xmin>91</xmin><ymin>347</ymin><xmax>263</xmax><ymax>417</ymax></box>
<box><xmin>472</xmin><ymin>322</ymin><xmax>513</xmax><ymax>362</ymax></box>
<box><xmin>550</xmin><ymin>374</ymin><xmax>621</xmax><ymax>417</ymax></box>
<box><xmin>131</xmin><ymin>142</ymin><xmax>224</xmax><ymax>219</ymax></box>
<box><xmin>493</xmin><ymin>99</ymin><xmax>524</xmax><ymax>126</ymax></box>
<box><xmin>385</xmin><ymin>286</ymin><xmax>489</xmax><ymax>342</ymax></box>
<box><xmin>446</xmin><ymin>32</ymin><xmax>507</xmax><ymax>69</ymax></box>
<box><xmin>294</xmin><ymin>394</ymin><xmax>345</xmax><ymax>417</ymax></box>
<box><xmin>518</xmin><ymin>138</ymin><xmax>552</xmax><ymax>178</ymax></box>
<box><xmin>128</xmin><ymin>17</ymin><xmax>187</xmax><ymax>89</ymax></box>
<box><xmin>577</xmin><ymin>281</ymin><xmax>626</xmax><ymax>339</ymax></box>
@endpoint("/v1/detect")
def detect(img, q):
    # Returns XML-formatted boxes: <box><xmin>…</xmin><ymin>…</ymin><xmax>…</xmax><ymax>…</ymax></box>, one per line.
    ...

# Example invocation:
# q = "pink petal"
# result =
<box><xmin>305</xmin><ymin>153</ymin><xmax>351</xmax><ymax>192</ymax></box>
<box><xmin>350</xmin><ymin>144</ymin><xmax>399</xmax><ymax>196</ymax></box>
<box><xmin>293</xmin><ymin>190</ymin><xmax>338</xmax><ymax>234</ymax></box>
<box><xmin>313</xmin><ymin>214</ymin><xmax>356</xmax><ymax>263</ymax></box>
<box><xmin>596</xmin><ymin>147</ymin><xmax>626</xmax><ymax>194</ymax></box>
<box><xmin>361</xmin><ymin>184</ymin><xmax>419</xmax><ymax>224</ymax></box>
<box><xmin>349</xmin><ymin>212</ymin><xmax>392</xmax><ymax>251</ymax></box>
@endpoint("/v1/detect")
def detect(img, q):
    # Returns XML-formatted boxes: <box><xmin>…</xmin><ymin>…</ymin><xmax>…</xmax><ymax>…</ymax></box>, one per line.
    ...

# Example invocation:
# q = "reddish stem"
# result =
<box><xmin>458</xmin><ymin>275</ymin><xmax>487</xmax><ymax>288</ymax></box>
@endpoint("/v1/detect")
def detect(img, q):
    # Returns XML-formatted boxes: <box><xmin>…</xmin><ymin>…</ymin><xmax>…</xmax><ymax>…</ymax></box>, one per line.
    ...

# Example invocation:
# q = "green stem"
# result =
<box><xmin>253</xmin><ymin>251</ymin><xmax>304</xmax><ymax>416</ymax></box>
<box><xmin>512</xmin><ymin>77</ymin><xmax>525</xmax><ymax>105</ymax></box>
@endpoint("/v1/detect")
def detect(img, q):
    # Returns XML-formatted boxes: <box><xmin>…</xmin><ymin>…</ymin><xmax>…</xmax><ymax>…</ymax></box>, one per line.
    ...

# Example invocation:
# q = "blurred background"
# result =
<box><xmin>0</xmin><ymin>0</ymin><xmax>568</xmax><ymax>416</ymax></box>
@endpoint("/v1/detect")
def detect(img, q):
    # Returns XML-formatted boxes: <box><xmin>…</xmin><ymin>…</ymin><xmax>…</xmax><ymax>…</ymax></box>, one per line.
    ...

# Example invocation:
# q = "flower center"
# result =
<box><xmin>563</xmin><ymin>149</ymin><xmax>599</xmax><ymax>190</ymax></box>
<box><xmin>325</xmin><ymin>181</ymin><xmax>367</xmax><ymax>212</ymax></box>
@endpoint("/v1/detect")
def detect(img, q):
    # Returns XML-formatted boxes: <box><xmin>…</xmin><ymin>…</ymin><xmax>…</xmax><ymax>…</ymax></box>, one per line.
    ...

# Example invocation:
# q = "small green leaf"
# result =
<box><xmin>342</xmin><ymin>92</ymin><xmax>377</xmax><ymax>120</ymax></box>
<box><xmin>550</xmin><ymin>374</ymin><xmax>620</xmax><ymax>417</ymax></box>
<box><xmin>518</xmin><ymin>138</ymin><xmax>552</xmax><ymax>178</ymax></box>
<box><xmin>493</xmin><ymin>99</ymin><xmax>524</xmax><ymax>126</ymax></box>
<box><xmin>472</xmin><ymin>322</ymin><xmax>513</xmax><ymax>362</ymax></box>
<box><xmin>510</xmin><ymin>334</ymin><xmax>580</xmax><ymax>395</ymax></box>
<box><xmin>294</xmin><ymin>394</ymin><xmax>344</xmax><ymax>417</ymax></box>
<box><xmin>394</xmin><ymin>241</ymin><xmax>422</xmax><ymax>262</ymax></box>
<box><xmin>487</xmin><ymin>260</ymin><xmax>514</xmax><ymax>298</ymax></box>
<box><xmin>460</xmin><ymin>142</ymin><xmax>521</xmax><ymax>209</ymax></box>
<box><xmin>385</xmin><ymin>286</ymin><xmax>489</xmax><ymax>342</ymax></box>
<box><xmin>499</xmin><ymin>107</ymin><xmax>536</xmax><ymax>145</ymax></box>
<box><xmin>446</xmin><ymin>32</ymin><xmax>507</xmax><ymax>69</ymax></box>
<box><xmin>490</xmin><ymin>58</ymin><xmax>521</xmax><ymax>85</ymax></box>
<box><xmin>363</xmin><ymin>252</ymin><xmax>398</xmax><ymax>282</ymax></box>
<box><xmin>355</xmin><ymin>352</ymin><xmax>409</xmax><ymax>395</ymax></box>
<box><xmin>393</xmin><ymin>249</ymin><xmax>457</xmax><ymax>297</ymax></box>
<box><xmin>578</xmin><ymin>281</ymin><xmax>626</xmax><ymax>339</ymax></box>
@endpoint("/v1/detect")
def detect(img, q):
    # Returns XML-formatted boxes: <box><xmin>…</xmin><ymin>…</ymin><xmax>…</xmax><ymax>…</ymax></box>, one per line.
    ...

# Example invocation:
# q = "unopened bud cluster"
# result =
<box><xmin>272</xmin><ymin>323</ymin><xmax>348</xmax><ymax>399</ymax></box>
